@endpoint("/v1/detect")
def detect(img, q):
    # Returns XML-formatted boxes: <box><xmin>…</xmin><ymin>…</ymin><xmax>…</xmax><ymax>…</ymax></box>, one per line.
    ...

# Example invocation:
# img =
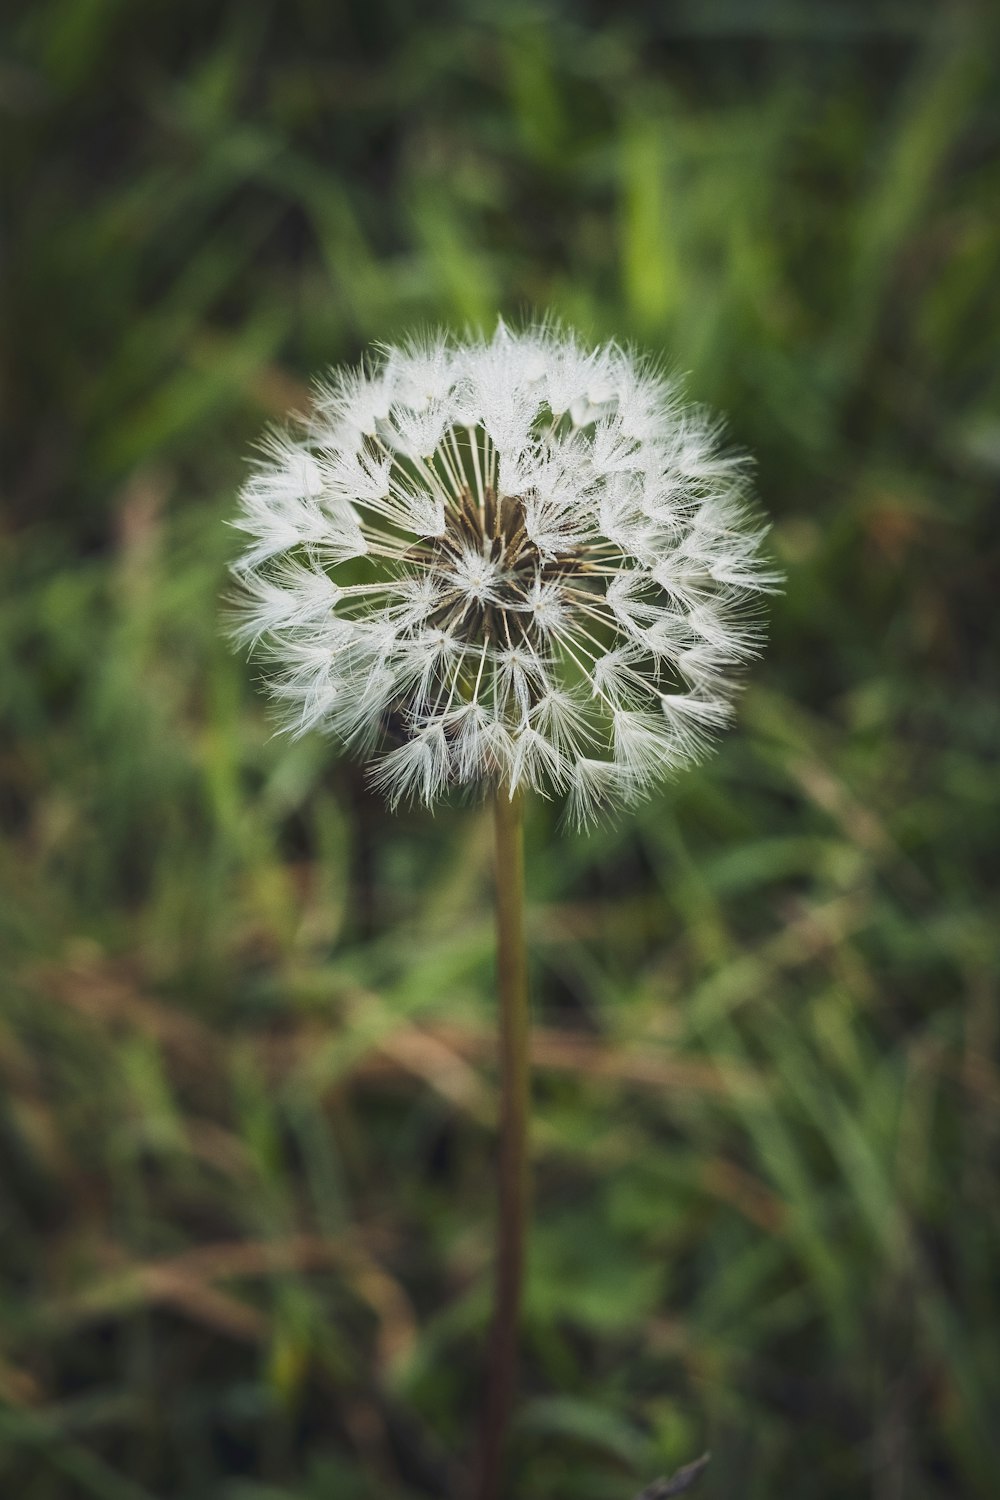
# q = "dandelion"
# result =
<box><xmin>228</xmin><ymin>321</ymin><xmax>779</xmax><ymax>1500</ymax></box>
<box><xmin>230</xmin><ymin>322</ymin><xmax>780</xmax><ymax>827</ymax></box>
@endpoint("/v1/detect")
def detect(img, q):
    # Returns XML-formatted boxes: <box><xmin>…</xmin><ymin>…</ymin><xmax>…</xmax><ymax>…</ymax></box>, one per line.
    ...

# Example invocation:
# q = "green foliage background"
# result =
<box><xmin>2</xmin><ymin>2</ymin><xmax>999</xmax><ymax>1496</ymax></box>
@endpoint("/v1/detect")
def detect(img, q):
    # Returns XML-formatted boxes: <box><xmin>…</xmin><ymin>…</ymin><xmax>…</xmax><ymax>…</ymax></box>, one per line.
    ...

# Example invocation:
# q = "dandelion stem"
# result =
<box><xmin>475</xmin><ymin>787</ymin><xmax>531</xmax><ymax>1500</ymax></box>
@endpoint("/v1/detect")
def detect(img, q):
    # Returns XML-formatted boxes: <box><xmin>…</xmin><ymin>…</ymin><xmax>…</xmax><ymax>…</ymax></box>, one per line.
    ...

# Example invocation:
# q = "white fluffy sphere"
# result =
<box><xmin>230</xmin><ymin>322</ymin><xmax>780</xmax><ymax>824</ymax></box>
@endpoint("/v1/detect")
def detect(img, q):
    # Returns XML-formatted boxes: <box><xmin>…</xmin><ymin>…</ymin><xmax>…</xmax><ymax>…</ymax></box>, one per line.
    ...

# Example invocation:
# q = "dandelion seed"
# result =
<box><xmin>230</xmin><ymin>322</ymin><xmax>778</xmax><ymax>824</ymax></box>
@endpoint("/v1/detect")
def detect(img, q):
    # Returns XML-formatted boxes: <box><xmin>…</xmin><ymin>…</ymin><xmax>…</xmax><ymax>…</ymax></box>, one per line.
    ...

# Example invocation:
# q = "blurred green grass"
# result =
<box><xmin>2</xmin><ymin>1</ymin><xmax>999</xmax><ymax>1497</ymax></box>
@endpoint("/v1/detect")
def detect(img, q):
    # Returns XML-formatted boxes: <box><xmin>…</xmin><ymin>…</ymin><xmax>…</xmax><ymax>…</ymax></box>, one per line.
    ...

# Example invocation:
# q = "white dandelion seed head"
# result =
<box><xmin>229</xmin><ymin>323</ymin><xmax>780</xmax><ymax>825</ymax></box>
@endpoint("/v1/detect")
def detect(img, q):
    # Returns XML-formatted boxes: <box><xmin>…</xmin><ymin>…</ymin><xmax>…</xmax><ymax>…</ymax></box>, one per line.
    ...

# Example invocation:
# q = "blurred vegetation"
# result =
<box><xmin>2</xmin><ymin>1</ymin><xmax>999</xmax><ymax>1496</ymax></box>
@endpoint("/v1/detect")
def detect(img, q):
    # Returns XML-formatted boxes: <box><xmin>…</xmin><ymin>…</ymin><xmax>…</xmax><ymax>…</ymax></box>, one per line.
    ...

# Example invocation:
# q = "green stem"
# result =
<box><xmin>474</xmin><ymin>787</ymin><xmax>531</xmax><ymax>1500</ymax></box>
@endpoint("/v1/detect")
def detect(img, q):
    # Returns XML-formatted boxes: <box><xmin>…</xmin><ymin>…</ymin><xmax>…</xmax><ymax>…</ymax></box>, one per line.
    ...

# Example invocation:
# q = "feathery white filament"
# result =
<box><xmin>230</xmin><ymin>323</ymin><xmax>778</xmax><ymax>824</ymax></box>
